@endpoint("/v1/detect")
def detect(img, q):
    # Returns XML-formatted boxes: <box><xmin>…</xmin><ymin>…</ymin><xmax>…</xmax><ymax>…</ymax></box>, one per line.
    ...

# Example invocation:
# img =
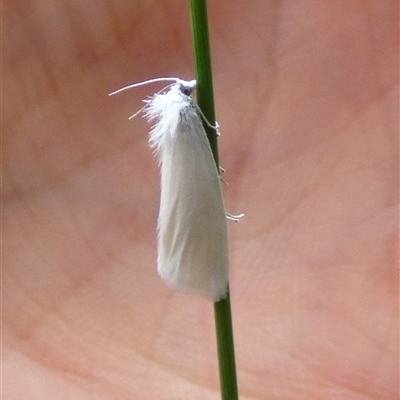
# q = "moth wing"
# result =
<box><xmin>157</xmin><ymin>110</ymin><xmax>229</xmax><ymax>301</ymax></box>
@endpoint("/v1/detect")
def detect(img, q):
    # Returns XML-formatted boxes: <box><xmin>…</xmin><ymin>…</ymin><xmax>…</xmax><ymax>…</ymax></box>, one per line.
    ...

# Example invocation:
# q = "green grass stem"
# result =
<box><xmin>189</xmin><ymin>1</ymin><xmax>239</xmax><ymax>399</ymax></box>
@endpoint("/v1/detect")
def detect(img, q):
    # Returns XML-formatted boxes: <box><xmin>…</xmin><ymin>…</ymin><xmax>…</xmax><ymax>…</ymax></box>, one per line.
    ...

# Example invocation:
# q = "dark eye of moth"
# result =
<box><xmin>180</xmin><ymin>85</ymin><xmax>192</xmax><ymax>96</ymax></box>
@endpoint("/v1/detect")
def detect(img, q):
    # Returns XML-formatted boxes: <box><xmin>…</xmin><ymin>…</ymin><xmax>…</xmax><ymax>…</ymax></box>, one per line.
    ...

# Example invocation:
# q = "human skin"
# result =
<box><xmin>3</xmin><ymin>1</ymin><xmax>399</xmax><ymax>399</ymax></box>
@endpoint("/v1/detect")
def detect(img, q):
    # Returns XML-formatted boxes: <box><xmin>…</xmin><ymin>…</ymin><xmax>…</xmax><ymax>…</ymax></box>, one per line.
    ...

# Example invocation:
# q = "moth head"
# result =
<box><xmin>177</xmin><ymin>79</ymin><xmax>197</xmax><ymax>97</ymax></box>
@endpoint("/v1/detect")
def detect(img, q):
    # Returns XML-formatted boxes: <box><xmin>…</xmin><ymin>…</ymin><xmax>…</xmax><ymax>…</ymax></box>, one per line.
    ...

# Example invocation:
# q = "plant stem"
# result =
<box><xmin>189</xmin><ymin>1</ymin><xmax>239</xmax><ymax>399</ymax></box>
<box><xmin>213</xmin><ymin>287</ymin><xmax>239</xmax><ymax>400</ymax></box>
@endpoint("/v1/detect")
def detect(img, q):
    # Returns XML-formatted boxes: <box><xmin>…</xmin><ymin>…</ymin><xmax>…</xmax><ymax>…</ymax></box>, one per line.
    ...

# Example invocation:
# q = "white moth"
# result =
<box><xmin>110</xmin><ymin>78</ymin><xmax>242</xmax><ymax>301</ymax></box>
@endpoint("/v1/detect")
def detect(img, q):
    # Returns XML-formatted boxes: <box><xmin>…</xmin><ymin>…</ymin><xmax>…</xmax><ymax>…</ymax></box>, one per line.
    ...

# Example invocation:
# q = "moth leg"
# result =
<box><xmin>195</xmin><ymin>104</ymin><xmax>220</xmax><ymax>135</ymax></box>
<box><xmin>213</xmin><ymin>121</ymin><xmax>220</xmax><ymax>136</ymax></box>
<box><xmin>218</xmin><ymin>166</ymin><xmax>228</xmax><ymax>185</ymax></box>
<box><xmin>226</xmin><ymin>212</ymin><xmax>244</xmax><ymax>222</ymax></box>
<box><xmin>220</xmin><ymin>176</ymin><xmax>228</xmax><ymax>185</ymax></box>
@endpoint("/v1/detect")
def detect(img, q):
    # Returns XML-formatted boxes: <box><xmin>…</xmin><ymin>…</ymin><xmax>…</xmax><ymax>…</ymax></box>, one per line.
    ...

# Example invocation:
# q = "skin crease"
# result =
<box><xmin>2</xmin><ymin>0</ymin><xmax>398</xmax><ymax>399</ymax></box>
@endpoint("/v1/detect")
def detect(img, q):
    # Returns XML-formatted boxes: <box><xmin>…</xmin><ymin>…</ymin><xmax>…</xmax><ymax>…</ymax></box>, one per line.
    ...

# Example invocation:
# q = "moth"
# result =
<box><xmin>110</xmin><ymin>78</ymin><xmax>242</xmax><ymax>301</ymax></box>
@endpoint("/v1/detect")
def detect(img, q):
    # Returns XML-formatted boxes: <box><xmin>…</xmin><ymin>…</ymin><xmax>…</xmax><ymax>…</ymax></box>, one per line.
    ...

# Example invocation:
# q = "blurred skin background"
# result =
<box><xmin>3</xmin><ymin>1</ymin><xmax>399</xmax><ymax>399</ymax></box>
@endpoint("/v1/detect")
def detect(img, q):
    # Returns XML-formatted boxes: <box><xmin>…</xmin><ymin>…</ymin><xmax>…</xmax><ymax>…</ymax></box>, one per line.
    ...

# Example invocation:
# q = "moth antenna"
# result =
<box><xmin>127</xmin><ymin>82</ymin><xmax>180</xmax><ymax>120</ymax></box>
<box><xmin>128</xmin><ymin>106</ymin><xmax>146</xmax><ymax>120</ymax></box>
<box><xmin>109</xmin><ymin>77</ymin><xmax>183</xmax><ymax>96</ymax></box>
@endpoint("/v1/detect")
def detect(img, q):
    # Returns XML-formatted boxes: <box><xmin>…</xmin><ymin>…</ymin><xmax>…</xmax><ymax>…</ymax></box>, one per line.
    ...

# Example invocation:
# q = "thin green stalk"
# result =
<box><xmin>189</xmin><ymin>1</ymin><xmax>239</xmax><ymax>399</ymax></box>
